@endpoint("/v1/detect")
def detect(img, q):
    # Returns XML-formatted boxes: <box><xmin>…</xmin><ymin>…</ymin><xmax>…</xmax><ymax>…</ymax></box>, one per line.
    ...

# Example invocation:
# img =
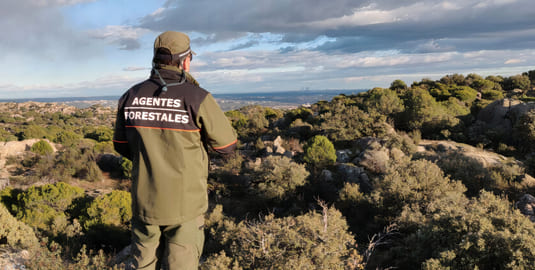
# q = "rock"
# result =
<box><xmin>273</xmin><ymin>136</ymin><xmax>286</xmax><ymax>154</ymax></box>
<box><xmin>320</xmin><ymin>170</ymin><xmax>334</xmax><ymax>182</ymax></box>
<box><xmin>273</xmin><ymin>136</ymin><xmax>283</xmax><ymax>149</ymax></box>
<box><xmin>353</xmin><ymin>137</ymin><xmax>382</xmax><ymax>152</ymax></box>
<box><xmin>516</xmin><ymin>174</ymin><xmax>535</xmax><ymax>189</ymax></box>
<box><xmin>336</xmin><ymin>149</ymin><xmax>353</xmax><ymax>163</ymax></box>
<box><xmin>477</xmin><ymin>98</ymin><xmax>535</xmax><ymax>142</ymax></box>
<box><xmin>283</xmin><ymin>151</ymin><xmax>293</xmax><ymax>158</ymax></box>
<box><xmin>246</xmin><ymin>157</ymin><xmax>262</xmax><ymax>169</ymax></box>
<box><xmin>417</xmin><ymin>140</ymin><xmax>511</xmax><ymax>168</ymax></box>
<box><xmin>265</xmin><ymin>146</ymin><xmax>273</xmax><ymax>154</ymax></box>
<box><xmin>0</xmin><ymin>139</ymin><xmax>58</xmax><ymax>177</ymax></box>
<box><xmin>337</xmin><ymin>163</ymin><xmax>372</xmax><ymax>192</ymax></box>
<box><xmin>355</xmin><ymin>147</ymin><xmax>389</xmax><ymax>174</ymax></box>
<box><xmin>389</xmin><ymin>148</ymin><xmax>406</xmax><ymax>162</ymax></box>
<box><xmin>516</xmin><ymin>194</ymin><xmax>535</xmax><ymax>222</ymax></box>
<box><xmin>111</xmin><ymin>244</ymin><xmax>134</xmax><ymax>268</ymax></box>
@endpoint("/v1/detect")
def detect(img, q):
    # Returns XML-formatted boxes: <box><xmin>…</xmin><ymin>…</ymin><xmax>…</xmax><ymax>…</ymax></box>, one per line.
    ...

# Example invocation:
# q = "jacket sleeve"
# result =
<box><xmin>113</xmin><ymin>93</ymin><xmax>131</xmax><ymax>159</ymax></box>
<box><xmin>196</xmin><ymin>93</ymin><xmax>237</xmax><ymax>155</ymax></box>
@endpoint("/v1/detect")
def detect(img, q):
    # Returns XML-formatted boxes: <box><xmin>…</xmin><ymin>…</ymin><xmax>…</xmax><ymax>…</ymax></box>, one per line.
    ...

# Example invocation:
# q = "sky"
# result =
<box><xmin>1</xmin><ymin>0</ymin><xmax>535</xmax><ymax>99</ymax></box>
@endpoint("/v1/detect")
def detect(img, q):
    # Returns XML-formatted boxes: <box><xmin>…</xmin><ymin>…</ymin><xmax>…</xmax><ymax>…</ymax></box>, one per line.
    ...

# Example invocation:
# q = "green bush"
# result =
<box><xmin>16</xmin><ymin>124</ymin><xmax>49</xmax><ymax>140</ymax></box>
<box><xmin>303</xmin><ymin>135</ymin><xmax>337</xmax><ymax>168</ymax></box>
<box><xmin>513</xmin><ymin>110</ymin><xmax>535</xmax><ymax>152</ymax></box>
<box><xmin>84</xmin><ymin>126</ymin><xmax>114</xmax><ymax>142</ymax></box>
<box><xmin>14</xmin><ymin>182</ymin><xmax>85</xmax><ymax>231</ymax></box>
<box><xmin>120</xmin><ymin>157</ymin><xmax>132</xmax><ymax>179</ymax></box>
<box><xmin>0</xmin><ymin>202</ymin><xmax>38</xmax><ymax>249</ymax></box>
<box><xmin>369</xmin><ymin>159</ymin><xmax>466</xmax><ymax>224</ymax></box>
<box><xmin>365</xmin><ymin>87</ymin><xmax>405</xmax><ymax>116</ymax></box>
<box><xmin>82</xmin><ymin>190</ymin><xmax>132</xmax><ymax>229</ymax></box>
<box><xmin>451</xmin><ymin>85</ymin><xmax>478</xmax><ymax>103</ymax></box>
<box><xmin>391</xmin><ymin>191</ymin><xmax>535</xmax><ymax>269</ymax></box>
<box><xmin>225</xmin><ymin>110</ymin><xmax>248</xmax><ymax>131</ymax></box>
<box><xmin>481</xmin><ymin>89</ymin><xmax>504</xmax><ymax>100</ymax></box>
<box><xmin>54</xmin><ymin>130</ymin><xmax>82</xmax><ymax>146</ymax></box>
<box><xmin>398</xmin><ymin>87</ymin><xmax>442</xmax><ymax>131</ymax></box>
<box><xmin>204</xmin><ymin>204</ymin><xmax>362</xmax><ymax>269</ymax></box>
<box><xmin>31</xmin><ymin>140</ymin><xmax>54</xmax><ymax>155</ymax></box>
<box><xmin>320</xmin><ymin>104</ymin><xmax>387</xmax><ymax>142</ymax></box>
<box><xmin>251</xmin><ymin>156</ymin><xmax>309</xmax><ymax>200</ymax></box>
<box><xmin>32</xmin><ymin>143</ymin><xmax>103</xmax><ymax>182</ymax></box>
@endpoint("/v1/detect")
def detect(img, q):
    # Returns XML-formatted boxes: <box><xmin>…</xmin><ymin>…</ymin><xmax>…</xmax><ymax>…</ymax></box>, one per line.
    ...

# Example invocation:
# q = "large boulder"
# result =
<box><xmin>477</xmin><ymin>99</ymin><xmax>535</xmax><ymax>141</ymax></box>
<box><xmin>336</xmin><ymin>149</ymin><xmax>353</xmax><ymax>163</ymax></box>
<box><xmin>516</xmin><ymin>194</ymin><xmax>535</xmax><ymax>222</ymax></box>
<box><xmin>273</xmin><ymin>136</ymin><xmax>286</xmax><ymax>154</ymax></box>
<box><xmin>352</xmin><ymin>138</ymin><xmax>390</xmax><ymax>174</ymax></box>
<box><xmin>337</xmin><ymin>164</ymin><xmax>372</xmax><ymax>192</ymax></box>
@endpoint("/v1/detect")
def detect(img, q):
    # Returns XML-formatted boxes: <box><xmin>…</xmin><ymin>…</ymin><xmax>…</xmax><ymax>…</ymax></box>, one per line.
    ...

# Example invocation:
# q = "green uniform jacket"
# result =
<box><xmin>113</xmin><ymin>67</ymin><xmax>237</xmax><ymax>225</ymax></box>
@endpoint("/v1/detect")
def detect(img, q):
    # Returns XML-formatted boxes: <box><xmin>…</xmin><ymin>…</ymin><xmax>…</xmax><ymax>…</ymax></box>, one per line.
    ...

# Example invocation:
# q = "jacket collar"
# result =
<box><xmin>150</xmin><ymin>64</ymin><xmax>200</xmax><ymax>86</ymax></box>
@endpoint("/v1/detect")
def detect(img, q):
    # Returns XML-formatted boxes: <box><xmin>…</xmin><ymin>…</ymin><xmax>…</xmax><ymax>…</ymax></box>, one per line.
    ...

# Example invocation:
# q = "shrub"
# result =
<box><xmin>303</xmin><ymin>135</ymin><xmax>337</xmax><ymax>168</ymax></box>
<box><xmin>390</xmin><ymin>191</ymin><xmax>535</xmax><ymax>269</ymax></box>
<box><xmin>369</xmin><ymin>159</ymin><xmax>466</xmax><ymax>224</ymax></box>
<box><xmin>16</xmin><ymin>124</ymin><xmax>49</xmax><ymax>140</ymax></box>
<box><xmin>82</xmin><ymin>190</ymin><xmax>132</xmax><ymax>229</ymax></box>
<box><xmin>503</xmin><ymin>74</ymin><xmax>531</xmax><ymax>91</ymax></box>
<box><xmin>14</xmin><ymin>182</ymin><xmax>85</xmax><ymax>231</ymax></box>
<box><xmin>225</xmin><ymin>110</ymin><xmax>248</xmax><ymax>131</ymax></box>
<box><xmin>84</xmin><ymin>126</ymin><xmax>114</xmax><ymax>142</ymax></box>
<box><xmin>450</xmin><ymin>85</ymin><xmax>478</xmax><ymax>104</ymax></box>
<box><xmin>120</xmin><ymin>157</ymin><xmax>132</xmax><ymax>179</ymax></box>
<box><xmin>31</xmin><ymin>140</ymin><xmax>54</xmax><ymax>155</ymax></box>
<box><xmin>398</xmin><ymin>87</ymin><xmax>442</xmax><ymax>131</ymax></box>
<box><xmin>251</xmin><ymin>156</ymin><xmax>309</xmax><ymax>200</ymax></box>
<box><xmin>481</xmin><ymin>89</ymin><xmax>504</xmax><ymax>100</ymax></box>
<box><xmin>320</xmin><ymin>104</ymin><xmax>387</xmax><ymax>142</ymax></box>
<box><xmin>0</xmin><ymin>203</ymin><xmax>38</xmax><ymax>249</ymax></box>
<box><xmin>390</xmin><ymin>79</ymin><xmax>408</xmax><ymax>92</ymax></box>
<box><xmin>513</xmin><ymin>110</ymin><xmax>535</xmax><ymax>152</ymax></box>
<box><xmin>54</xmin><ymin>130</ymin><xmax>82</xmax><ymax>146</ymax></box>
<box><xmin>204</xmin><ymin>204</ymin><xmax>362</xmax><ymax>269</ymax></box>
<box><xmin>365</xmin><ymin>87</ymin><xmax>405</xmax><ymax>116</ymax></box>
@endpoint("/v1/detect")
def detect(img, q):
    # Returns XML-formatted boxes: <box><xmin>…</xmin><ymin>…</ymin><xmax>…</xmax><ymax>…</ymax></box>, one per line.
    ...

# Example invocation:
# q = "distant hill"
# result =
<box><xmin>0</xmin><ymin>89</ymin><xmax>365</xmax><ymax>111</ymax></box>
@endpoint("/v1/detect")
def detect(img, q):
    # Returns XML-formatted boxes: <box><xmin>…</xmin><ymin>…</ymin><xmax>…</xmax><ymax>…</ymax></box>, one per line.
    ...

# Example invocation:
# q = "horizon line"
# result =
<box><xmin>0</xmin><ymin>88</ymin><xmax>367</xmax><ymax>102</ymax></box>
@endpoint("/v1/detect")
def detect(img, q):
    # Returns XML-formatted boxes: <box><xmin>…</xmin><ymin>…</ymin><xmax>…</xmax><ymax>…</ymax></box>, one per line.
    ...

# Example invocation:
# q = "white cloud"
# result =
<box><xmin>334</xmin><ymin>52</ymin><xmax>455</xmax><ymax>68</ymax></box>
<box><xmin>0</xmin><ymin>74</ymin><xmax>145</xmax><ymax>99</ymax></box>
<box><xmin>504</xmin><ymin>58</ymin><xmax>525</xmax><ymax>64</ymax></box>
<box><xmin>123</xmin><ymin>66</ymin><xmax>150</xmax><ymax>71</ymax></box>
<box><xmin>87</xmin><ymin>25</ymin><xmax>151</xmax><ymax>50</ymax></box>
<box><xmin>305</xmin><ymin>5</ymin><xmax>401</xmax><ymax>29</ymax></box>
<box><xmin>149</xmin><ymin>7</ymin><xmax>166</xmax><ymax>17</ymax></box>
<box><xmin>28</xmin><ymin>0</ymin><xmax>96</xmax><ymax>7</ymax></box>
<box><xmin>474</xmin><ymin>0</ymin><xmax>517</xmax><ymax>8</ymax></box>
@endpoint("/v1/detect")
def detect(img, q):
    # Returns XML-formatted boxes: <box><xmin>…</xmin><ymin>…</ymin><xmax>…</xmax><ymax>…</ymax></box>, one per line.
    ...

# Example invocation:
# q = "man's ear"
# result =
<box><xmin>182</xmin><ymin>57</ymin><xmax>190</xmax><ymax>72</ymax></box>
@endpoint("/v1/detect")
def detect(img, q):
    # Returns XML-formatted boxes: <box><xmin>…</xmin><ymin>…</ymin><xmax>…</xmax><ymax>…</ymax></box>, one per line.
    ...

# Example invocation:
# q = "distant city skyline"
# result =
<box><xmin>1</xmin><ymin>0</ymin><xmax>534</xmax><ymax>99</ymax></box>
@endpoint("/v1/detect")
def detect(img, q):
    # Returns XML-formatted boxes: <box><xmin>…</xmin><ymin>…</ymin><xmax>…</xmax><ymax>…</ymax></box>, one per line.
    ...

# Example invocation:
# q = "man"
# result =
<box><xmin>113</xmin><ymin>31</ymin><xmax>237</xmax><ymax>270</ymax></box>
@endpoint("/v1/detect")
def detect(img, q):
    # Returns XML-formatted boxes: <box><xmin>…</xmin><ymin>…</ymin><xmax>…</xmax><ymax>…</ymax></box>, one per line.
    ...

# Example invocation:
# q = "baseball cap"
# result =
<box><xmin>153</xmin><ymin>31</ymin><xmax>196</xmax><ymax>62</ymax></box>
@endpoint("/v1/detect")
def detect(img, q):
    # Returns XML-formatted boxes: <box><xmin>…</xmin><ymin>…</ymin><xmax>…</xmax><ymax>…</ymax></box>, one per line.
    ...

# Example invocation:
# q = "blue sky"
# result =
<box><xmin>1</xmin><ymin>0</ymin><xmax>534</xmax><ymax>99</ymax></box>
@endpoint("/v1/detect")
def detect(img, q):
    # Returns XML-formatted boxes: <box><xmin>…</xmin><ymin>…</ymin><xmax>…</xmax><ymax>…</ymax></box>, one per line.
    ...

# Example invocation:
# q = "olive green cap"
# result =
<box><xmin>154</xmin><ymin>31</ymin><xmax>195</xmax><ymax>58</ymax></box>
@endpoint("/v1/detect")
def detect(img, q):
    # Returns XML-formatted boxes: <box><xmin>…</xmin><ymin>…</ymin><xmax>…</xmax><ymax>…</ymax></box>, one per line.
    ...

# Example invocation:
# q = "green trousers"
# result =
<box><xmin>131</xmin><ymin>215</ymin><xmax>205</xmax><ymax>270</ymax></box>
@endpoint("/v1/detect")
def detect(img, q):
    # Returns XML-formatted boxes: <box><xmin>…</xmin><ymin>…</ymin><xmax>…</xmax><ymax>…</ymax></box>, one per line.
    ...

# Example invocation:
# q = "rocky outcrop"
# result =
<box><xmin>0</xmin><ymin>139</ymin><xmax>58</xmax><ymax>178</ymax></box>
<box><xmin>336</xmin><ymin>150</ymin><xmax>353</xmax><ymax>163</ymax></box>
<box><xmin>516</xmin><ymin>194</ymin><xmax>535</xmax><ymax>222</ymax></box>
<box><xmin>476</xmin><ymin>98</ymin><xmax>535</xmax><ymax>141</ymax></box>
<box><xmin>336</xmin><ymin>164</ymin><xmax>372</xmax><ymax>192</ymax></box>
<box><xmin>417</xmin><ymin>140</ymin><xmax>509</xmax><ymax>168</ymax></box>
<box><xmin>352</xmin><ymin>138</ymin><xmax>394</xmax><ymax>174</ymax></box>
<box><xmin>0</xmin><ymin>102</ymin><xmax>77</xmax><ymax>116</ymax></box>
